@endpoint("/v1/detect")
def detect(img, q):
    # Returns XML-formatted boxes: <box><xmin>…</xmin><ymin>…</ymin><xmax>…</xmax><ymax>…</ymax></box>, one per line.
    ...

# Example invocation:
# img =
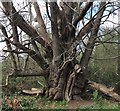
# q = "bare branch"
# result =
<box><xmin>46</xmin><ymin>2</ymin><xmax>51</xmax><ymax>21</ymax></box>
<box><xmin>96</xmin><ymin>41</ymin><xmax>120</xmax><ymax>44</ymax></box>
<box><xmin>2</xmin><ymin>2</ymin><xmax>52</xmax><ymax>56</ymax></box>
<box><xmin>0</xmin><ymin>23</ymin><xmax>17</xmax><ymax>69</ymax></box>
<box><xmin>90</xmin><ymin>55</ymin><xmax>120</xmax><ymax>60</ymax></box>
<box><xmin>76</xmin><ymin>19</ymin><xmax>94</xmax><ymax>41</ymax></box>
<box><xmin>0</xmin><ymin>70</ymin><xmax>46</xmax><ymax>87</ymax></box>
<box><xmin>63</xmin><ymin>2</ymin><xmax>79</xmax><ymax>16</ymax></box>
<box><xmin>10</xmin><ymin>70</ymin><xmax>46</xmax><ymax>77</ymax></box>
<box><xmin>4</xmin><ymin>37</ymin><xmax>48</xmax><ymax>70</ymax></box>
<box><xmin>80</xmin><ymin>2</ymin><xmax>106</xmax><ymax>72</ymax></box>
<box><xmin>73</xmin><ymin>2</ymin><xmax>93</xmax><ymax>28</ymax></box>
<box><xmin>33</xmin><ymin>1</ymin><xmax>52</xmax><ymax>44</ymax></box>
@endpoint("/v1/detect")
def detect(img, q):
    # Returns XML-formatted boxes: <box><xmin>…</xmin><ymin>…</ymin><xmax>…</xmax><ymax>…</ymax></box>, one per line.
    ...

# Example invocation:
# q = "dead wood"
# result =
<box><xmin>0</xmin><ymin>70</ymin><xmax>46</xmax><ymax>87</ymax></box>
<box><xmin>22</xmin><ymin>88</ymin><xmax>43</xmax><ymax>95</ymax></box>
<box><xmin>88</xmin><ymin>81</ymin><xmax>120</xmax><ymax>102</ymax></box>
<box><xmin>65</xmin><ymin>64</ymin><xmax>81</xmax><ymax>102</ymax></box>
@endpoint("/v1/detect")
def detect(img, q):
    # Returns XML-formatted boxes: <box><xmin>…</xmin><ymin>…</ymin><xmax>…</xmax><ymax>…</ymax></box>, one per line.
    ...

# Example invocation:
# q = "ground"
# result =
<box><xmin>2</xmin><ymin>94</ymin><xmax>120</xmax><ymax>110</ymax></box>
<box><xmin>68</xmin><ymin>100</ymin><xmax>94</xmax><ymax>109</ymax></box>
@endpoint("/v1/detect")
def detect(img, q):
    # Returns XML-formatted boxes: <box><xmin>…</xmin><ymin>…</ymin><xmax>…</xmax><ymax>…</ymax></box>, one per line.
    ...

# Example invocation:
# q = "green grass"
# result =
<box><xmin>77</xmin><ymin>101</ymin><xmax>120</xmax><ymax>110</ymax></box>
<box><xmin>2</xmin><ymin>95</ymin><xmax>68</xmax><ymax>110</ymax></box>
<box><xmin>77</xmin><ymin>91</ymin><xmax>120</xmax><ymax>110</ymax></box>
<box><xmin>2</xmin><ymin>94</ymin><xmax>120</xmax><ymax>110</ymax></box>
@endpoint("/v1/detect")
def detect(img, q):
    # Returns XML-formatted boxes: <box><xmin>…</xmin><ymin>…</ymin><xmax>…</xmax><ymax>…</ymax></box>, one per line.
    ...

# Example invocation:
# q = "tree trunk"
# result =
<box><xmin>42</xmin><ymin>2</ymin><xmax>85</xmax><ymax>101</ymax></box>
<box><xmin>43</xmin><ymin>2</ymin><xmax>106</xmax><ymax>101</ymax></box>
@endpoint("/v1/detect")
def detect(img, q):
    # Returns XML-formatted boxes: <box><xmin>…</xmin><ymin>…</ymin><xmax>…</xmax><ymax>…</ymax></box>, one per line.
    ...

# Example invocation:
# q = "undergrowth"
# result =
<box><xmin>2</xmin><ymin>92</ymin><xmax>120</xmax><ymax>110</ymax></box>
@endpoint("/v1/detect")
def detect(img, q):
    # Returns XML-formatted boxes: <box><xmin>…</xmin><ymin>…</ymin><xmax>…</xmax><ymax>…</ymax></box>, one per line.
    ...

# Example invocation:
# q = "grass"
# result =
<box><xmin>77</xmin><ymin>100</ymin><xmax>120</xmax><ymax>110</ymax></box>
<box><xmin>76</xmin><ymin>91</ymin><xmax>120</xmax><ymax>110</ymax></box>
<box><xmin>2</xmin><ymin>95</ymin><xmax>68</xmax><ymax>110</ymax></box>
<box><xmin>2</xmin><ymin>94</ymin><xmax>120</xmax><ymax>110</ymax></box>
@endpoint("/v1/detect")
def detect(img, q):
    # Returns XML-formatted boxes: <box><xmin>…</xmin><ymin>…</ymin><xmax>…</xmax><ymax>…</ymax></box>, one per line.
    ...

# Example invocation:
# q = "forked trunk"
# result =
<box><xmin>46</xmin><ymin>61</ymin><xmax>85</xmax><ymax>101</ymax></box>
<box><xmin>46</xmin><ymin>60</ymin><xmax>86</xmax><ymax>101</ymax></box>
<box><xmin>44</xmin><ymin>2</ymin><xmax>88</xmax><ymax>101</ymax></box>
<box><xmin>45</xmin><ymin>34</ymin><xmax>86</xmax><ymax>101</ymax></box>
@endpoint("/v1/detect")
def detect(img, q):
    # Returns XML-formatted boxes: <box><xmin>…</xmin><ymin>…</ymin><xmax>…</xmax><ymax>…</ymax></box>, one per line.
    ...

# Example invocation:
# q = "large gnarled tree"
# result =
<box><xmin>0</xmin><ymin>1</ymin><xmax>119</xmax><ymax>101</ymax></box>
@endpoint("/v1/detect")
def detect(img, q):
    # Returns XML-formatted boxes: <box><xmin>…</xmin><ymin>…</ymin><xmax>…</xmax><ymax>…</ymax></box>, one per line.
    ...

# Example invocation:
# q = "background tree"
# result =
<box><xmin>0</xmin><ymin>1</ymin><xmax>120</xmax><ymax>101</ymax></box>
<box><xmin>87</xmin><ymin>28</ymin><xmax>118</xmax><ymax>86</ymax></box>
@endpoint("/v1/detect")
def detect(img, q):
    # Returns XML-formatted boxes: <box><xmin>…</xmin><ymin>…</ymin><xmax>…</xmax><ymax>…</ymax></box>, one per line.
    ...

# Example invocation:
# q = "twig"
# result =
<box><xmin>37</xmin><ymin>81</ymin><xmax>44</xmax><ymax>87</ymax></box>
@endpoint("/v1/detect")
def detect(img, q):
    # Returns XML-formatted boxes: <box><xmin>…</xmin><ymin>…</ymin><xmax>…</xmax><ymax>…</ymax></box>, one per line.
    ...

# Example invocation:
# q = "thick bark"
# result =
<box><xmin>42</xmin><ymin>2</ymin><xmax>72</xmax><ymax>100</ymax></box>
<box><xmin>44</xmin><ymin>2</ymin><xmax>87</xmax><ymax>100</ymax></box>
<box><xmin>63</xmin><ymin>2</ymin><xmax>77</xmax><ymax>23</ymax></box>
<box><xmin>48</xmin><ymin>2</ymin><xmax>64</xmax><ymax>100</ymax></box>
<box><xmin>43</xmin><ymin>2</ymin><xmax>104</xmax><ymax>101</ymax></box>
<box><xmin>65</xmin><ymin>64</ymin><xmax>81</xmax><ymax>101</ymax></box>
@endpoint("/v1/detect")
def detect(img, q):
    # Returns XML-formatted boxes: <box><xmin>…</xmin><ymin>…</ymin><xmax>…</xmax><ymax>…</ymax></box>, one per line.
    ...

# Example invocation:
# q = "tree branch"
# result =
<box><xmin>10</xmin><ymin>70</ymin><xmax>46</xmax><ymax>77</ymax></box>
<box><xmin>46</xmin><ymin>2</ymin><xmax>51</xmax><ymax>21</ymax></box>
<box><xmin>2</xmin><ymin>2</ymin><xmax>52</xmax><ymax>57</ymax></box>
<box><xmin>0</xmin><ymin>70</ymin><xmax>47</xmax><ymax>87</ymax></box>
<box><xmin>73</xmin><ymin>2</ymin><xmax>93</xmax><ymax>28</ymax></box>
<box><xmin>0</xmin><ymin>23</ymin><xmax>17</xmax><ymax>69</ymax></box>
<box><xmin>4</xmin><ymin>37</ymin><xmax>48</xmax><ymax>70</ymax></box>
<box><xmin>76</xmin><ymin>19</ymin><xmax>94</xmax><ymax>41</ymax></box>
<box><xmin>33</xmin><ymin>1</ymin><xmax>52</xmax><ymax>44</ymax></box>
<box><xmin>96</xmin><ymin>41</ymin><xmax>120</xmax><ymax>44</ymax></box>
<box><xmin>80</xmin><ymin>2</ymin><xmax>106</xmax><ymax>73</ymax></box>
<box><xmin>70</xmin><ymin>2</ymin><xmax>93</xmax><ymax>39</ymax></box>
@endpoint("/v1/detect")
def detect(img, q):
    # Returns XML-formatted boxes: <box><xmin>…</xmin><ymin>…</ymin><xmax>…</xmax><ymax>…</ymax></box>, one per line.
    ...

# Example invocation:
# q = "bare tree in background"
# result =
<box><xmin>0</xmin><ymin>0</ymin><xmax>120</xmax><ymax>101</ymax></box>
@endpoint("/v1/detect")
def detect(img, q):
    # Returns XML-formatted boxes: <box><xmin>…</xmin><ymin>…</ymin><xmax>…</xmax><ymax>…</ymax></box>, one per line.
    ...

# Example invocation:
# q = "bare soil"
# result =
<box><xmin>68</xmin><ymin>100</ymin><xmax>95</xmax><ymax>109</ymax></box>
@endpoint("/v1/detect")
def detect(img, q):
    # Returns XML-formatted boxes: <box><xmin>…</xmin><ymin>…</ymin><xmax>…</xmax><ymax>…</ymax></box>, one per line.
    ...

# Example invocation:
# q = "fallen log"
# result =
<box><xmin>88</xmin><ymin>81</ymin><xmax>120</xmax><ymax>102</ymax></box>
<box><xmin>22</xmin><ymin>88</ymin><xmax>43</xmax><ymax>96</ymax></box>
